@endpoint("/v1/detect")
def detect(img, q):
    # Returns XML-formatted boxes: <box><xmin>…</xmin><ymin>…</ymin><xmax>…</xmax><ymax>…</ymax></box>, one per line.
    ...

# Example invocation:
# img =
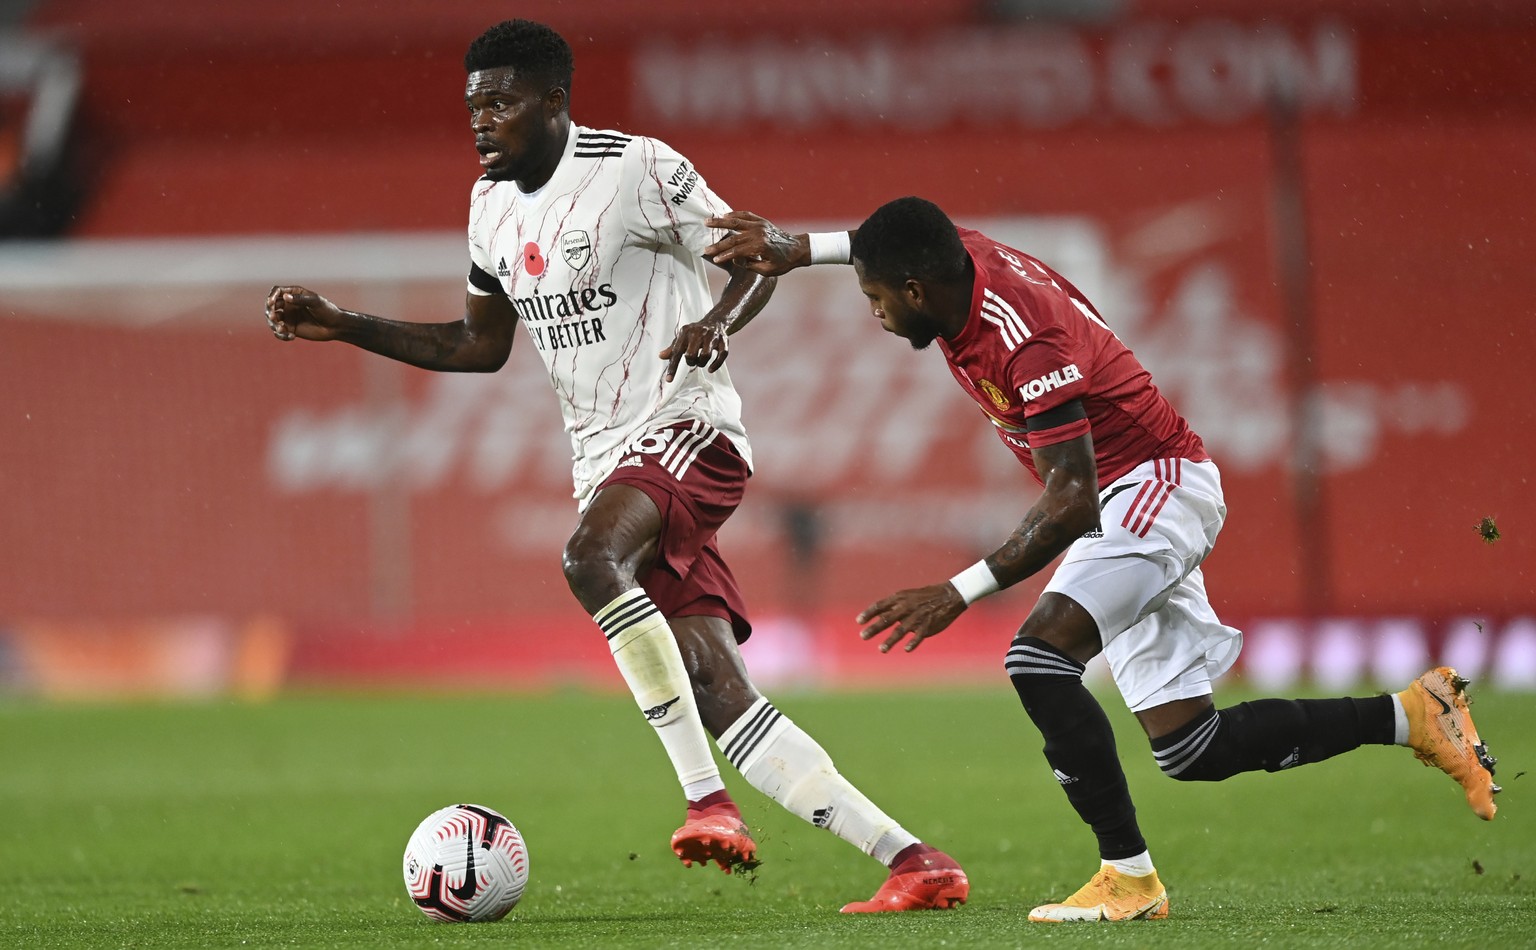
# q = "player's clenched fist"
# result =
<box><xmin>265</xmin><ymin>285</ymin><xmax>345</xmax><ymax>342</ymax></box>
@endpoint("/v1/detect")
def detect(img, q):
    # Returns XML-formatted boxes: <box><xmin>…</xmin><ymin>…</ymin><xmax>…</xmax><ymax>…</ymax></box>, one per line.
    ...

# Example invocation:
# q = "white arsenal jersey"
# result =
<box><xmin>466</xmin><ymin>124</ymin><xmax>752</xmax><ymax>506</ymax></box>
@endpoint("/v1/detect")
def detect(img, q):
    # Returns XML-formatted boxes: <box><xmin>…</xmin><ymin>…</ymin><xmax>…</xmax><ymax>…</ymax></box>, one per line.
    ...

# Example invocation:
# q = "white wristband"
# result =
<box><xmin>807</xmin><ymin>230</ymin><xmax>852</xmax><ymax>265</ymax></box>
<box><xmin>948</xmin><ymin>560</ymin><xmax>1000</xmax><ymax>606</ymax></box>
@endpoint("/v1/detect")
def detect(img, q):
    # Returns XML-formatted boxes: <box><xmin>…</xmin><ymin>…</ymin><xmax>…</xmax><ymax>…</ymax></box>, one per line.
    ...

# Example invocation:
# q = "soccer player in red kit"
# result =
<box><xmin>703</xmin><ymin>198</ymin><xmax>1500</xmax><ymax>922</ymax></box>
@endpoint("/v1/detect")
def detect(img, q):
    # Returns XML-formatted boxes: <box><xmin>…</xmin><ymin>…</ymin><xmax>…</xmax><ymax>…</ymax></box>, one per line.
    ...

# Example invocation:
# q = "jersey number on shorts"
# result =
<box><xmin>628</xmin><ymin>423</ymin><xmax>715</xmax><ymax>481</ymax></box>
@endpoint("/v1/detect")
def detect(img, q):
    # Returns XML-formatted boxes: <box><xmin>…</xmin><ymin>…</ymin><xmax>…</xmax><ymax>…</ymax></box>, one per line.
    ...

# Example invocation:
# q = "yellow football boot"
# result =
<box><xmin>1028</xmin><ymin>866</ymin><xmax>1169</xmax><ymax>922</ymax></box>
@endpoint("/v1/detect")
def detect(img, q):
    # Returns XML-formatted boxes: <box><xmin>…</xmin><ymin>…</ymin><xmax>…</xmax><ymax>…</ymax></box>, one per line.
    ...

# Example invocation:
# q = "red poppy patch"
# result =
<box><xmin>524</xmin><ymin>242</ymin><xmax>545</xmax><ymax>276</ymax></box>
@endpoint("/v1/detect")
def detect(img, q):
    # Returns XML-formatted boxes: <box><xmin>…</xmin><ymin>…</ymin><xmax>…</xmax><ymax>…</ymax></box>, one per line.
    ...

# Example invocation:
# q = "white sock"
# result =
<box><xmin>1390</xmin><ymin>694</ymin><xmax>1410</xmax><ymax>745</ymax></box>
<box><xmin>717</xmin><ymin>697</ymin><xmax>919</xmax><ymax>866</ymax></box>
<box><xmin>1105</xmin><ymin>850</ymin><xmax>1156</xmax><ymax>877</ymax></box>
<box><xmin>595</xmin><ymin>589</ymin><xmax>720</xmax><ymax>789</ymax></box>
<box><xmin>683</xmin><ymin>776</ymin><xmax>726</xmax><ymax>801</ymax></box>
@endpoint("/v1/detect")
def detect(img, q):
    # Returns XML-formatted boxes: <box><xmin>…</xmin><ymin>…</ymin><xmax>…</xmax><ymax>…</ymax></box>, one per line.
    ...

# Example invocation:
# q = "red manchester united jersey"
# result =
<box><xmin>938</xmin><ymin>228</ymin><xmax>1207</xmax><ymax>488</ymax></box>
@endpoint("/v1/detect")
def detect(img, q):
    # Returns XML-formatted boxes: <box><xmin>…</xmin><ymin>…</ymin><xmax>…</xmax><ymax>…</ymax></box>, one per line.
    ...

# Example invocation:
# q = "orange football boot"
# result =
<box><xmin>1028</xmin><ymin>866</ymin><xmax>1168</xmax><ymax>922</ymax></box>
<box><xmin>1400</xmin><ymin>666</ymin><xmax>1500</xmax><ymax>820</ymax></box>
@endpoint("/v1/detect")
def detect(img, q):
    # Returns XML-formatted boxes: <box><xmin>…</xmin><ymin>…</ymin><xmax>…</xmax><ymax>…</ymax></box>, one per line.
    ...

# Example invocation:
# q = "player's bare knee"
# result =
<box><xmin>560</xmin><ymin>528</ymin><xmax>628</xmax><ymax>610</ymax></box>
<box><xmin>1015</xmin><ymin>593</ymin><xmax>1102</xmax><ymax>665</ymax></box>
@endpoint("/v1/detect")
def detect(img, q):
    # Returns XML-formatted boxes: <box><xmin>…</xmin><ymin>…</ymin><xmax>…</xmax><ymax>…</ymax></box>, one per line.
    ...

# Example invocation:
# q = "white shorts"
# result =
<box><xmin>1043</xmin><ymin>457</ymin><xmax>1243</xmax><ymax>712</ymax></box>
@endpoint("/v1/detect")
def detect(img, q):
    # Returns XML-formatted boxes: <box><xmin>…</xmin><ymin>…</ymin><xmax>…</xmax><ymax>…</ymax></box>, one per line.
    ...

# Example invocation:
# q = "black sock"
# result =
<box><xmin>1006</xmin><ymin>636</ymin><xmax>1145</xmax><ymax>860</ymax></box>
<box><xmin>1151</xmin><ymin>696</ymin><xmax>1396</xmax><ymax>781</ymax></box>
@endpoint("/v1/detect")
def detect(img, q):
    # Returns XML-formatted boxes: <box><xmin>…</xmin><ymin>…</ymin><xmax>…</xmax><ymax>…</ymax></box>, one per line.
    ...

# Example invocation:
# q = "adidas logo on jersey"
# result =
<box><xmin>812</xmin><ymin>805</ymin><xmax>835</xmax><ymax>828</ymax></box>
<box><xmin>496</xmin><ymin>256</ymin><xmax>510</xmax><ymax>278</ymax></box>
<box><xmin>615</xmin><ymin>456</ymin><xmax>644</xmax><ymax>470</ymax></box>
<box><xmin>1053</xmin><ymin>768</ymin><xmax>1079</xmax><ymax>785</ymax></box>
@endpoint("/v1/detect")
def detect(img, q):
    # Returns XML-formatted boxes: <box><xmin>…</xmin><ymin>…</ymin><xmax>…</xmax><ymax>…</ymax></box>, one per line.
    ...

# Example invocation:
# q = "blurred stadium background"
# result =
<box><xmin>1</xmin><ymin>0</ymin><xmax>1533</xmax><ymax>701</ymax></box>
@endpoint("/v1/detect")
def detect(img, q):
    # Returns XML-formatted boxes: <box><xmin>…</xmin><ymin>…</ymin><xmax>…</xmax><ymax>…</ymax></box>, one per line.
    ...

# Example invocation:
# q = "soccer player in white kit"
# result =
<box><xmin>264</xmin><ymin>21</ymin><xmax>967</xmax><ymax>913</ymax></box>
<box><xmin>703</xmin><ymin>198</ymin><xmax>1501</xmax><ymax>922</ymax></box>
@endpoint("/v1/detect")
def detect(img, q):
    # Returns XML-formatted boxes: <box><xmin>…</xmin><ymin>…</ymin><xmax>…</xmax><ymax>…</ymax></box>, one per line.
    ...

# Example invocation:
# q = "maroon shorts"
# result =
<box><xmin>594</xmin><ymin>420</ymin><xmax>752</xmax><ymax>642</ymax></box>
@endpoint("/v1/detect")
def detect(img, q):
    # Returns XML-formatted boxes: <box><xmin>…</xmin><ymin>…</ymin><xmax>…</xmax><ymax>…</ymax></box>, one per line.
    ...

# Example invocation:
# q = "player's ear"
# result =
<box><xmin>904</xmin><ymin>278</ymin><xmax>926</xmax><ymax>307</ymax></box>
<box><xmin>545</xmin><ymin>86</ymin><xmax>568</xmax><ymax>117</ymax></box>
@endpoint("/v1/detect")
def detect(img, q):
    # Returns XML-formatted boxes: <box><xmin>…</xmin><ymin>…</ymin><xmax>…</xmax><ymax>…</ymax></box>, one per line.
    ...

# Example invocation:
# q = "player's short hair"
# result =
<box><xmin>465</xmin><ymin>20</ymin><xmax>574</xmax><ymax>104</ymax></box>
<box><xmin>850</xmin><ymin>197</ymin><xmax>968</xmax><ymax>287</ymax></box>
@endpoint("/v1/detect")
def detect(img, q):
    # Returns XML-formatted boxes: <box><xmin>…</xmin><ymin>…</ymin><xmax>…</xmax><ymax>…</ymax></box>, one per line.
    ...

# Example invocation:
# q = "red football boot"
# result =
<box><xmin>840</xmin><ymin>844</ymin><xmax>969</xmax><ymax>913</ymax></box>
<box><xmin>670</xmin><ymin>791</ymin><xmax>760</xmax><ymax>874</ymax></box>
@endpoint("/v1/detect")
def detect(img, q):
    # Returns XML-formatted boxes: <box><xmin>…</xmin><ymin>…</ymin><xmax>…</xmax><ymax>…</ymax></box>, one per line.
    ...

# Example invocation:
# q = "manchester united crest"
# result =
<box><xmin>978</xmin><ymin>378</ymin><xmax>1011</xmax><ymax>411</ymax></box>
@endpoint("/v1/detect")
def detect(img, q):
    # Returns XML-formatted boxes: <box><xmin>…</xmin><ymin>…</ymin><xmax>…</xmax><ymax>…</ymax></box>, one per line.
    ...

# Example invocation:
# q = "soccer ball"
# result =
<box><xmin>403</xmin><ymin>803</ymin><xmax>529</xmax><ymax>922</ymax></box>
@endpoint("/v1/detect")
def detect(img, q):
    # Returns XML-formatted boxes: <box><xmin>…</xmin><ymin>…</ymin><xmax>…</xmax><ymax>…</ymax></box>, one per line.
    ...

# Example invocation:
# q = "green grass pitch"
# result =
<box><xmin>2</xmin><ymin>686</ymin><xmax>1532</xmax><ymax>948</ymax></box>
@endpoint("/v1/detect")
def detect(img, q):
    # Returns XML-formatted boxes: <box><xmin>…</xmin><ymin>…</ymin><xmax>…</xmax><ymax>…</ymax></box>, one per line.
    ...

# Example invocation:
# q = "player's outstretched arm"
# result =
<box><xmin>704</xmin><ymin>211</ymin><xmax>850</xmax><ymax>276</ymax></box>
<box><xmin>660</xmin><ymin>262</ymin><xmax>775</xmax><ymax>382</ymax></box>
<box><xmin>265</xmin><ymin>286</ymin><xmax>516</xmax><ymax>373</ymax></box>
<box><xmin>857</xmin><ymin>430</ymin><xmax>1101</xmax><ymax>654</ymax></box>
